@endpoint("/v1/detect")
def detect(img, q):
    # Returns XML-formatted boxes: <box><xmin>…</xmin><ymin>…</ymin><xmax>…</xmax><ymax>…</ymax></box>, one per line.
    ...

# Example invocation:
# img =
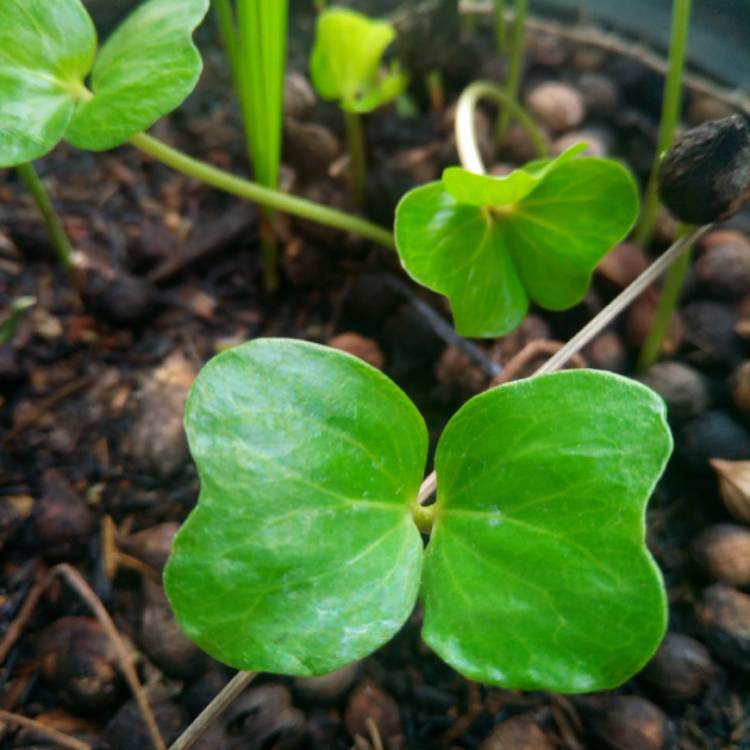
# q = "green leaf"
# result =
<box><xmin>0</xmin><ymin>0</ymin><xmax>96</xmax><ymax>167</ymax></box>
<box><xmin>395</xmin><ymin>148</ymin><xmax>639</xmax><ymax>337</ymax></box>
<box><xmin>421</xmin><ymin>370</ymin><xmax>671</xmax><ymax>692</ymax></box>
<box><xmin>164</xmin><ymin>338</ymin><xmax>427</xmax><ymax>675</ymax></box>
<box><xmin>65</xmin><ymin>0</ymin><xmax>209</xmax><ymax>150</ymax></box>
<box><xmin>310</xmin><ymin>7</ymin><xmax>408</xmax><ymax>114</ymax></box>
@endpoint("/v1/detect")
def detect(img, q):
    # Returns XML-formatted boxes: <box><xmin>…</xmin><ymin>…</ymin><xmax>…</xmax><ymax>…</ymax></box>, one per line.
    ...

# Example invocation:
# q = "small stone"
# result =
<box><xmin>711</xmin><ymin>458</ymin><xmax>750</xmax><ymax>523</ymax></box>
<box><xmin>637</xmin><ymin>362</ymin><xmax>708</xmax><ymax>424</ymax></box>
<box><xmin>481</xmin><ymin>714</ymin><xmax>552</xmax><ymax>750</ymax></box>
<box><xmin>345</xmin><ymin>681</ymin><xmax>402</xmax><ymax>746</ymax></box>
<box><xmin>120</xmin><ymin>522</ymin><xmax>179</xmax><ymax>573</ymax></box>
<box><xmin>696</xmin><ymin>584</ymin><xmax>750</xmax><ymax>670</ymax></box>
<box><xmin>577</xmin><ymin>72</ymin><xmax>620</xmax><ymax>117</ymax></box>
<box><xmin>497</xmin><ymin>121</ymin><xmax>541</xmax><ymax>164</ymax></box>
<box><xmin>580</xmin><ymin>695</ymin><xmax>670</xmax><ymax>750</ymax></box>
<box><xmin>687</xmin><ymin>94</ymin><xmax>736</xmax><ymax>126</ymax></box>
<box><xmin>284</xmin><ymin>118</ymin><xmax>340</xmax><ymax>180</ymax></box>
<box><xmin>282</xmin><ymin>239</ymin><xmax>328</xmax><ymax>289</ymax></box>
<box><xmin>583</xmin><ymin>331</ymin><xmax>626</xmax><ymax>372</ymax></box>
<box><xmin>693</xmin><ymin>242</ymin><xmax>750</xmax><ymax>299</ymax></box>
<box><xmin>678</xmin><ymin>411</ymin><xmax>750</xmax><ymax>473</ymax></box>
<box><xmin>129</xmin><ymin>352</ymin><xmax>197</xmax><ymax>479</ymax></box>
<box><xmin>283</xmin><ymin>73</ymin><xmax>316</xmax><ymax>120</ymax></box>
<box><xmin>552</xmin><ymin>128</ymin><xmax>610</xmax><ymax>157</ymax></box>
<box><xmin>681</xmin><ymin>301</ymin><xmax>742</xmax><ymax>368</ymax></box>
<box><xmin>105</xmin><ymin>699</ymin><xmax>184</xmax><ymax>750</ymax></box>
<box><xmin>596</xmin><ymin>243</ymin><xmax>649</xmax><ymax>289</ymax></box>
<box><xmin>140</xmin><ymin>578</ymin><xmax>207</xmax><ymax>680</ymax></box>
<box><xmin>435</xmin><ymin>345</ymin><xmax>489</xmax><ymax>401</ymax></box>
<box><xmin>659</xmin><ymin>115</ymin><xmax>750</xmax><ymax>224</ymax></box>
<box><xmin>525</xmin><ymin>82</ymin><xmax>586</xmax><ymax>134</ymax></box>
<box><xmin>626</xmin><ymin>289</ymin><xmax>683</xmax><ymax>355</ymax></box>
<box><xmin>83</xmin><ymin>269</ymin><xmax>157</xmax><ymax>327</ymax></box>
<box><xmin>328</xmin><ymin>333</ymin><xmax>385</xmax><ymax>370</ymax></box>
<box><xmin>640</xmin><ymin>633</ymin><xmax>715</xmax><ymax>702</ymax></box>
<box><xmin>36</xmin><ymin>617</ymin><xmax>120</xmax><ymax>713</ymax></box>
<box><xmin>527</xmin><ymin>33</ymin><xmax>568</xmax><ymax>68</ymax></box>
<box><xmin>34</xmin><ymin>469</ymin><xmax>95</xmax><ymax>561</ymax></box>
<box><xmin>693</xmin><ymin>524</ymin><xmax>750</xmax><ymax>586</ymax></box>
<box><xmin>294</xmin><ymin>662</ymin><xmax>359</xmax><ymax>702</ymax></box>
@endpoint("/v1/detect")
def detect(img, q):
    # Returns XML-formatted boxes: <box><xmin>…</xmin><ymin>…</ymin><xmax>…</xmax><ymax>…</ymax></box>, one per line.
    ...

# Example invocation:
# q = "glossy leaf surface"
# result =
<box><xmin>310</xmin><ymin>7</ymin><xmax>407</xmax><ymax>113</ymax></box>
<box><xmin>164</xmin><ymin>339</ymin><xmax>427</xmax><ymax>675</ymax></box>
<box><xmin>395</xmin><ymin>148</ymin><xmax>639</xmax><ymax>337</ymax></box>
<box><xmin>66</xmin><ymin>0</ymin><xmax>209</xmax><ymax>150</ymax></box>
<box><xmin>0</xmin><ymin>0</ymin><xmax>96</xmax><ymax>166</ymax></box>
<box><xmin>422</xmin><ymin>370</ymin><xmax>671</xmax><ymax>692</ymax></box>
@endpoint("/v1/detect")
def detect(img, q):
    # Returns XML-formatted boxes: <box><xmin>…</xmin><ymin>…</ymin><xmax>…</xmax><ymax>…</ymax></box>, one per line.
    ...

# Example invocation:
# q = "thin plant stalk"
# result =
<box><xmin>634</xmin><ymin>0</ymin><xmax>692</xmax><ymax>246</ymax></box>
<box><xmin>494</xmin><ymin>0</ymin><xmax>507</xmax><ymax>53</ymax></box>
<box><xmin>15</xmin><ymin>163</ymin><xmax>75</xmax><ymax>271</ymax></box>
<box><xmin>236</xmin><ymin>0</ymin><xmax>289</xmax><ymax>292</ymax></box>
<box><xmin>495</xmin><ymin>0</ymin><xmax>528</xmax><ymax>141</ymax></box>
<box><xmin>637</xmin><ymin>223</ymin><xmax>693</xmax><ymax>370</ymax></box>
<box><xmin>212</xmin><ymin>0</ymin><xmax>241</xmax><ymax>95</ymax></box>
<box><xmin>456</xmin><ymin>81</ymin><xmax>548</xmax><ymax>173</ymax></box>
<box><xmin>345</xmin><ymin>110</ymin><xmax>366</xmax><ymax>207</ymax></box>
<box><xmin>425</xmin><ymin>70</ymin><xmax>445</xmax><ymax>115</ymax></box>
<box><xmin>128</xmin><ymin>132</ymin><xmax>395</xmax><ymax>249</ymax></box>
<box><xmin>416</xmin><ymin>223</ymin><xmax>710</xmax><ymax>505</ymax></box>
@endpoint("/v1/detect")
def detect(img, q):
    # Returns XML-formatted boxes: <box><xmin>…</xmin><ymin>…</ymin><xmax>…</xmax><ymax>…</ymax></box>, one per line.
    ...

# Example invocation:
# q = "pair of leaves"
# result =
<box><xmin>310</xmin><ymin>7</ymin><xmax>408</xmax><ymax>113</ymax></box>
<box><xmin>165</xmin><ymin>338</ymin><xmax>672</xmax><ymax>692</ymax></box>
<box><xmin>395</xmin><ymin>145</ymin><xmax>640</xmax><ymax>338</ymax></box>
<box><xmin>0</xmin><ymin>0</ymin><xmax>209</xmax><ymax>168</ymax></box>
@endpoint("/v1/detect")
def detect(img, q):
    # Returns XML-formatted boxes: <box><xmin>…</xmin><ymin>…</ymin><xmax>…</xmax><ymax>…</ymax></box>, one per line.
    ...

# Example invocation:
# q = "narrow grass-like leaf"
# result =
<box><xmin>422</xmin><ymin>370</ymin><xmax>672</xmax><ymax>692</ymax></box>
<box><xmin>164</xmin><ymin>339</ymin><xmax>428</xmax><ymax>675</ymax></box>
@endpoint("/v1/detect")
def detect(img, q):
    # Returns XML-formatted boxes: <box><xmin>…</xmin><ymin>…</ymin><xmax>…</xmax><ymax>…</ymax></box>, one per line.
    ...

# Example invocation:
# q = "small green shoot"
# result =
<box><xmin>165</xmin><ymin>338</ymin><xmax>672</xmax><ymax>692</ymax></box>
<box><xmin>0</xmin><ymin>0</ymin><xmax>209</xmax><ymax>167</ymax></box>
<box><xmin>0</xmin><ymin>297</ymin><xmax>36</xmax><ymax>344</ymax></box>
<box><xmin>310</xmin><ymin>7</ymin><xmax>408</xmax><ymax>205</ymax></box>
<box><xmin>394</xmin><ymin>144</ymin><xmax>639</xmax><ymax>337</ymax></box>
<box><xmin>495</xmin><ymin>0</ymin><xmax>528</xmax><ymax>141</ymax></box>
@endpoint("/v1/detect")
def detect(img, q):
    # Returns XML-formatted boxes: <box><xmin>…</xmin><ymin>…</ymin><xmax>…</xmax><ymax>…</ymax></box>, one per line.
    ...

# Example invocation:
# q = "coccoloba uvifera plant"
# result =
<box><xmin>165</xmin><ymin>337</ymin><xmax>672</xmax><ymax>693</ymax></box>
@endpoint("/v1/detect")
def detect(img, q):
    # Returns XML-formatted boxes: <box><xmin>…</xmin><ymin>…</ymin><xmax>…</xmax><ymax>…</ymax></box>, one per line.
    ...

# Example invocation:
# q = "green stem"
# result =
<box><xmin>259</xmin><ymin>211</ymin><xmax>279</xmax><ymax>292</ymax></box>
<box><xmin>0</xmin><ymin>296</ymin><xmax>36</xmax><ymax>344</ymax></box>
<box><xmin>344</xmin><ymin>110</ymin><xmax>367</xmax><ymax>208</ymax></box>
<box><xmin>637</xmin><ymin>224</ymin><xmax>694</xmax><ymax>370</ymax></box>
<box><xmin>456</xmin><ymin>81</ymin><xmax>548</xmax><ymax>174</ymax></box>
<box><xmin>634</xmin><ymin>0</ymin><xmax>692</xmax><ymax>246</ymax></box>
<box><xmin>496</xmin><ymin>0</ymin><xmax>528</xmax><ymax>141</ymax></box>
<box><xmin>494</xmin><ymin>0</ymin><xmax>507</xmax><ymax>53</ymax></box>
<box><xmin>212</xmin><ymin>0</ymin><xmax>242</xmax><ymax>98</ymax></box>
<box><xmin>129</xmin><ymin>132</ymin><xmax>395</xmax><ymax>249</ymax></box>
<box><xmin>16</xmin><ymin>163</ymin><xmax>75</xmax><ymax>270</ymax></box>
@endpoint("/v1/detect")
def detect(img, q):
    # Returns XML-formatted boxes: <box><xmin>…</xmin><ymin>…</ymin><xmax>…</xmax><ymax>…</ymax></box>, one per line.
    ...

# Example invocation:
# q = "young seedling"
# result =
<box><xmin>310</xmin><ymin>7</ymin><xmax>409</xmax><ymax>206</ymax></box>
<box><xmin>164</xmin><ymin>337</ymin><xmax>671</xmax><ymax>693</ymax></box>
<box><xmin>394</xmin><ymin>143</ymin><xmax>639</xmax><ymax>337</ymax></box>
<box><xmin>0</xmin><ymin>0</ymin><xmax>394</xmax><ymax>256</ymax></box>
<box><xmin>495</xmin><ymin>0</ymin><xmax>528</xmax><ymax>141</ymax></box>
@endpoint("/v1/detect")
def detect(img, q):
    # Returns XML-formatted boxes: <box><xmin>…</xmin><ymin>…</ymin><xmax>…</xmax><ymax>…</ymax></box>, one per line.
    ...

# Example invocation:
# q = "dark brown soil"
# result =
<box><xmin>2</xmin><ymin>7</ymin><xmax>750</xmax><ymax>750</ymax></box>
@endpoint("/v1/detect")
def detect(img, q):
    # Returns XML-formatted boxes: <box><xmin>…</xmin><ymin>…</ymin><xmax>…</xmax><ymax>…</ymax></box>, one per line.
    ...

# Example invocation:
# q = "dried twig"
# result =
<box><xmin>168</xmin><ymin>670</ymin><xmax>257</xmax><ymax>750</ymax></box>
<box><xmin>0</xmin><ymin>568</ymin><xmax>47</xmax><ymax>666</ymax></box>
<box><xmin>0</xmin><ymin>709</ymin><xmax>92</xmax><ymax>750</ymax></box>
<box><xmin>0</xmin><ymin>564</ymin><xmax>166</xmax><ymax>750</ymax></box>
<box><xmin>491</xmin><ymin>340</ymin><xmax>586</xmax><ymax>386</ymax></box>
<box><xmin>52</xmin><ymin>564</ymin><xmax>166</xmax><ymax>750</ymax></box>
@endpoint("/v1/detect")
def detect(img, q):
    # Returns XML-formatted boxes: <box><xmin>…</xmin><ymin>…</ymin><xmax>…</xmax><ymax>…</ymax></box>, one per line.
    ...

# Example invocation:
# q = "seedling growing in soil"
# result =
<box><xmin>310</xmin><ymin>7</ymin><xmax>408</xmax><ymax>205</ymax></box>
<box><xmin>395</xmin><ymin>144</ymin><xmax>639</xmax><ymax>337</ymax></box>
<box><xmin>165</xmin><ymin>338</ymin><xmax>672</xmax><ymax>693</ymax></box>
<box><xmin>0</xmin><ymin>0</ymin><xmax>209</xmax><ymax>165</ymax></box>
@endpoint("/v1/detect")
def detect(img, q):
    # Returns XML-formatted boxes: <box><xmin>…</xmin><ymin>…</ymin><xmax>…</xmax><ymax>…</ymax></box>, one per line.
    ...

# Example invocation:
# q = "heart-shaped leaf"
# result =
<box><xmin>310</xmin><ymin>7</ymin><xmax>408</xmax><ymax>114</ymax></box>
<box><xmin>164</xmin><ymin>339</ymin><xmax>427</xmax><ymax>675</ymax></box>
<box><xmin>395</xmin><ymin>147</ymin><xmax>639</xmax><ymax>337</ymax></box>
<box><xmin>0</xmin><ymin>0</ymin><xmax>208</xmax><ymax>167</ymax></box>
<box><xmin>421</xmin><ymin>370</ymin><xmax>671</xmax><ymax>692</ymax></box>
<box><xmin>66</xmin><ymin>0</ymin><xmax>209</xmax><ymax>150</ymax></box>
<box><xmin>0</xmin><ymin>0</ymin><xmax>96</xmax><ymax>167</ymax></box>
